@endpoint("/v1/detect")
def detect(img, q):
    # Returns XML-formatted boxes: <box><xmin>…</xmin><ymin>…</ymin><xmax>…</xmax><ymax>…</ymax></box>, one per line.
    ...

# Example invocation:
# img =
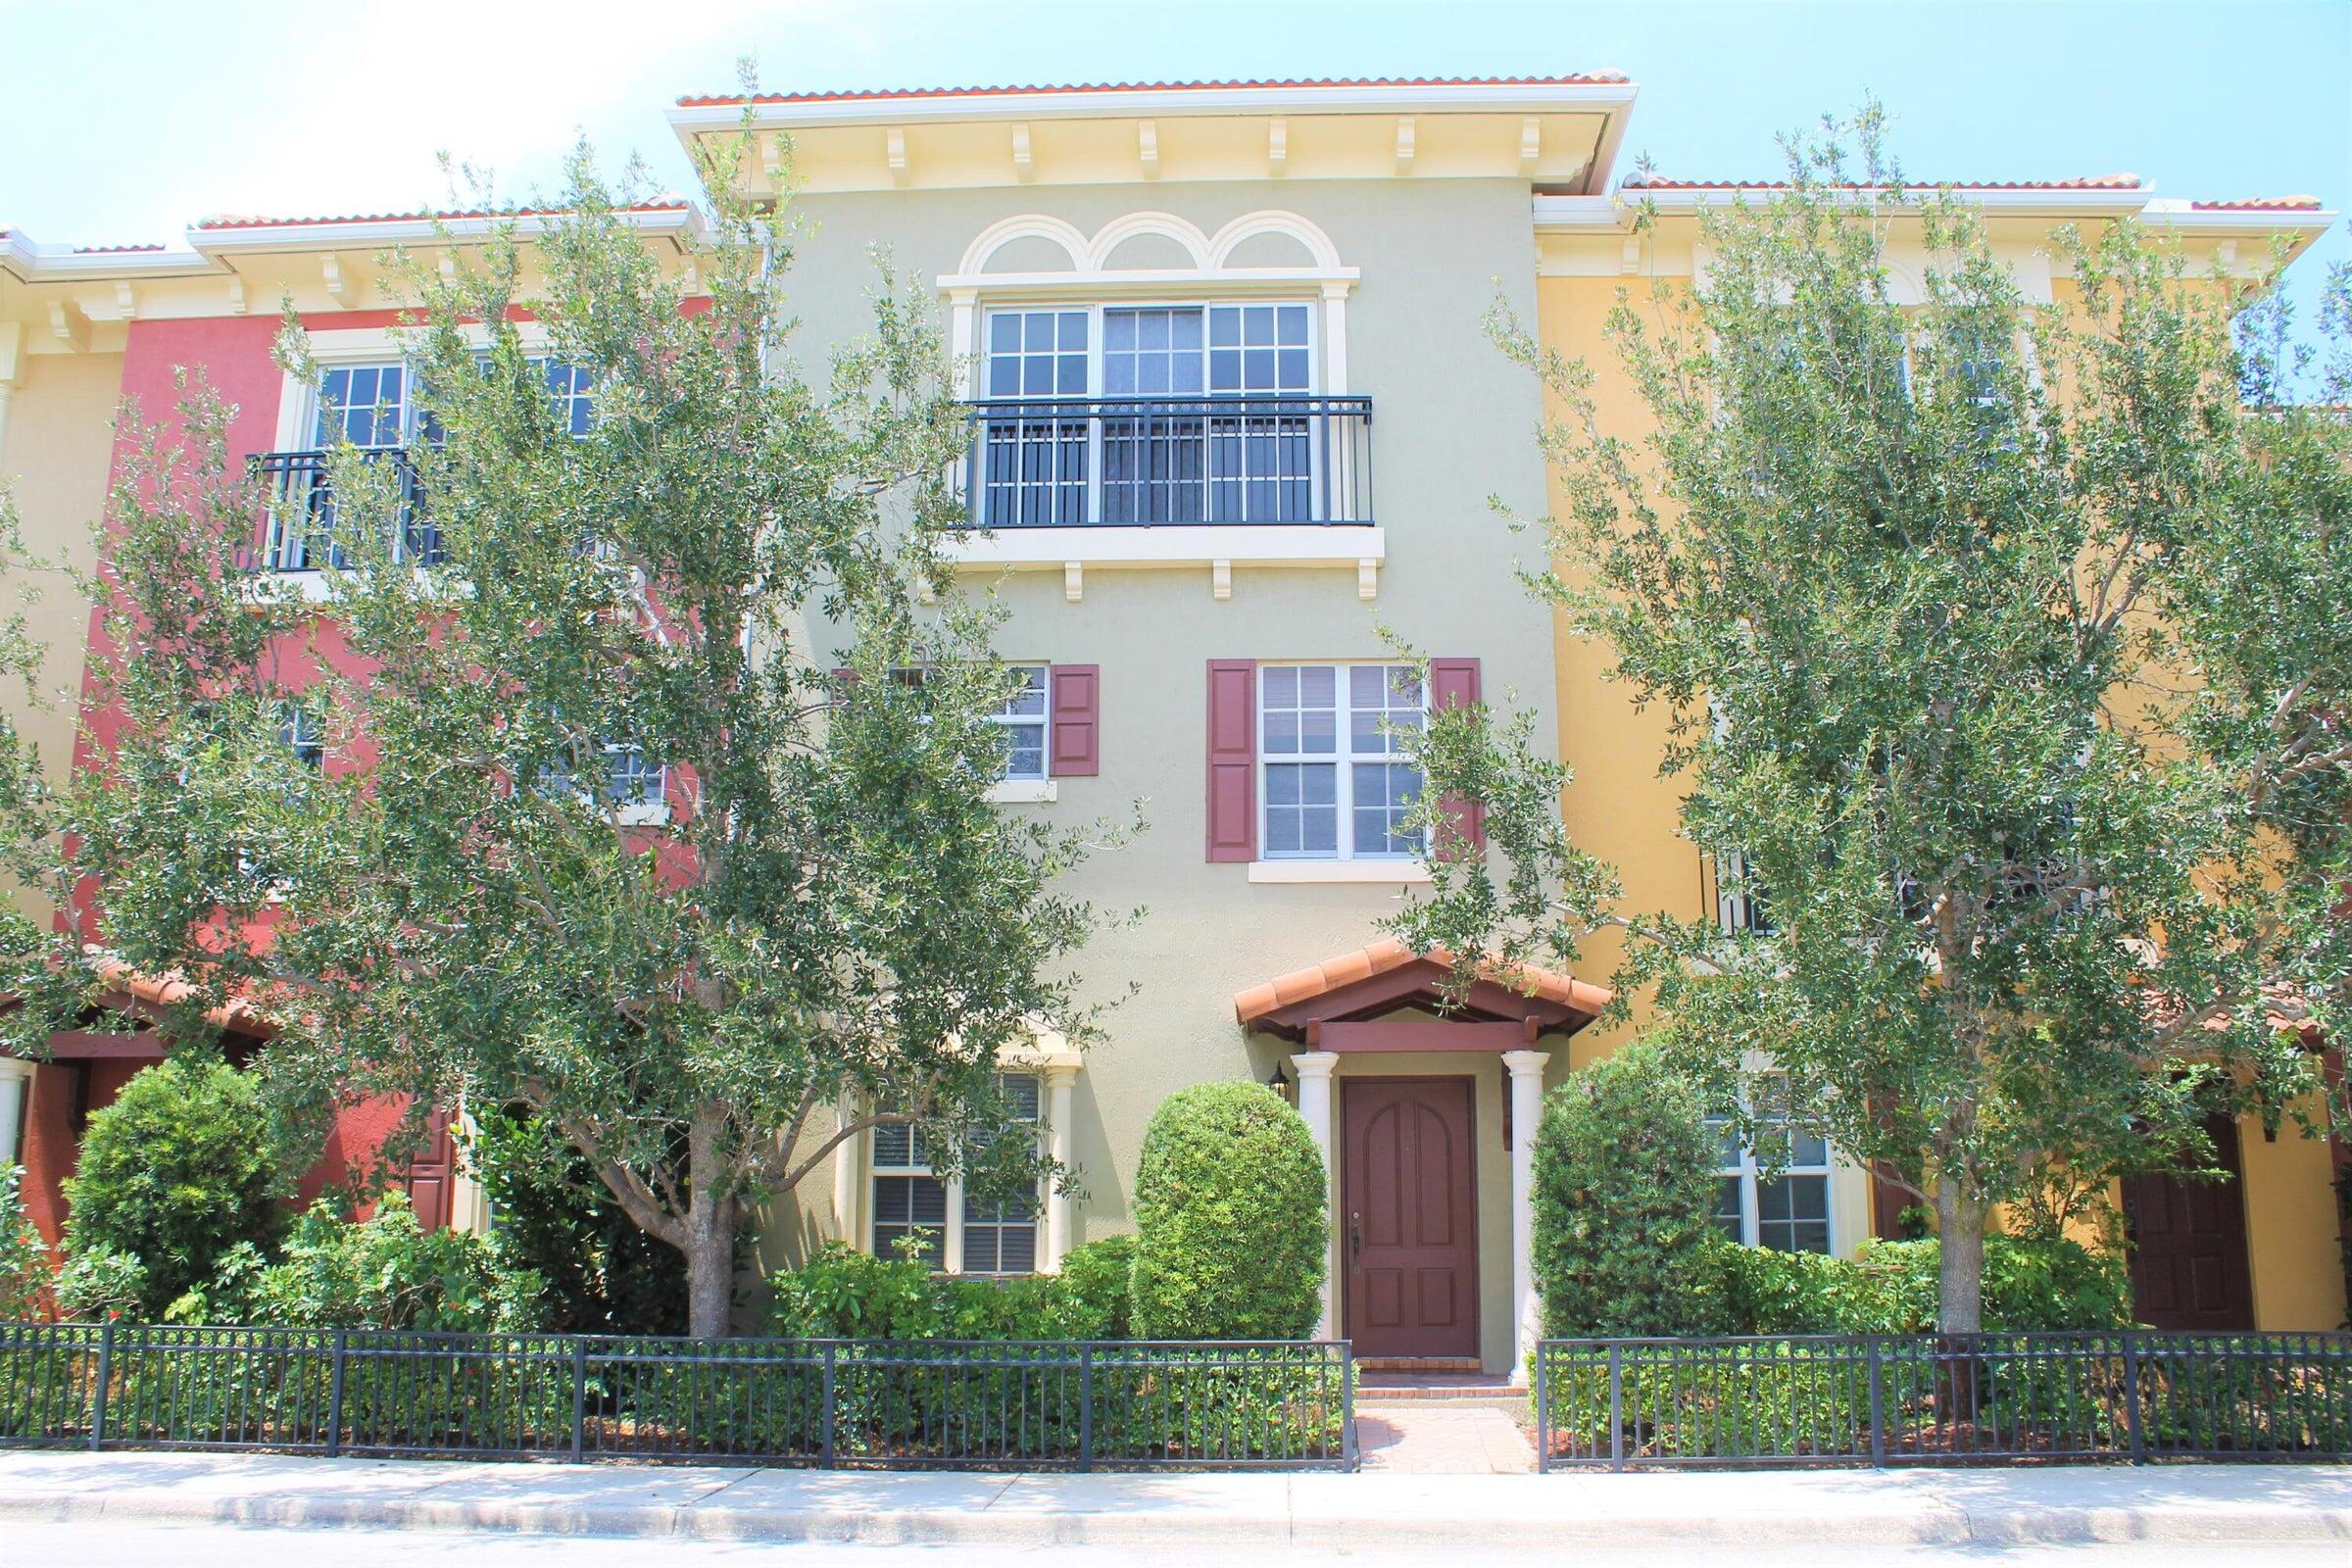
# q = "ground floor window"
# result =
<box><xmin>869</xmin><ymin>1072</ymin><xmax>1041</xmax><ymax>1274</ymax></box>
<box><xmin>1709</xmin><ymin>1101</ymin><xmax>1832</xmax><ymax>1254</ymax></box>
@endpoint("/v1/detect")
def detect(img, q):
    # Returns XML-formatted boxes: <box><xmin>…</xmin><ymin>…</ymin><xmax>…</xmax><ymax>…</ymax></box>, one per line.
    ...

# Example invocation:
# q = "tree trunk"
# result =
<box><xmin>684</xmin><ymin>1223</ymin><xmax>734</xmax><ymax>1339</ymax></box>
<box><xmin>1936</xmin><ymin>1183</ymin><xmax>1988</xmax><ymax>1334</ymax></box>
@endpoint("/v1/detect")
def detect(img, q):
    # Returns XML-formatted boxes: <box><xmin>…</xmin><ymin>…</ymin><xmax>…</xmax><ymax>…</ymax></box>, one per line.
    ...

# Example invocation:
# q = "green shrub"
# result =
<box><xmin>52</xmin><ymin>1245</ymin><xmax>145</xmax><ymax>1321</ymax></box>
<box><xmin>0</xmin><ymin>1166</ymin><xmax>53</xmax><ymax>1321</ymax></box>
<box><xmin>1130</xmin><ymin>1082</ymin><xmax>1326</xmax><ymax>1341</ymax></box>
<box><xmin>1055</xmin><ymin>1234</ymin><xmax>1136</xmax><ymax>1339</ymax></box>
<box><xmin>469</xmin><ymin>1108</ymin><xmax>690</xmax><ymax>1335</ymax></box>
<box><xmin>764</xmin><ymin>1239</ymin><xmax>1132</xmax><ymax>1342</ymax></box>
<box><xmin>62</xmin><ymin>1057</ymin><xmax>283</xmax><ymax>1319</ymax></box>
<box><xmin>1530</xmin><ymin>1043</ymin><xmax>1731</xmax><ymax>1338</ymax></box>
<box><xmin>1716</xmin><ymin>1233</ymin><xmax>2132</xmax><ymax>1336</ymax></box>
<box><xmin>232</xmin><ymin>1195</ymin><xmax>546</xmax><ymax>1332</ymax></box>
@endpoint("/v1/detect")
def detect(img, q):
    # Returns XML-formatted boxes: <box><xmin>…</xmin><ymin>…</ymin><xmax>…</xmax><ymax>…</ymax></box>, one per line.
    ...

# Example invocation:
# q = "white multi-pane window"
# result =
<box><xmin>539</xmin><ymin>739</ymin><xmax>666</xmax><ymax>822</ymax></box>
<box><xmin>870</xmin><ymin>1119</ymin><xmax>949</xmax><ymax>1267</ymax></box>
<box><xmin>277</xmin><ymin>706</ymin><xmax>326</xmax><ymax>770</ymax></box>
<box><xmin>541</xmin><ymin>360</ymin><xmax>597</xmax><ymax>437</ymax></box>
<box><xmin>960</xmin><ymin>1074</ymin><xmax>1042</xmax><ymax>1276</ymax></box>
<box><xmin>1709</xmin><ymin>1099</ymin><xmax>1833</xmax><ymax>1254</ymax></box>
<box><xmin>316</xmin><ymin>363</ymin><xmax>413</xmax><ymax>448</ymax></box>
<box><xmin>869</xmin><ymin>1073</ymin><xmax>1042</xmax><ymax>1275</ymax></box>
<box><xmin>1260</xmin><ymin>663</ymin><xmax>1424</xmax><ymax>860</ymax></box>
<box><xmin>991</xmin><ymin>666</ymin><xmax>1049</xmax><ymax>782</ymax></box>
<box><xmin>1715</xmin><ymin>851</ymin><xmax>1774</xmax><ymax>935</ymax></box>
<box><xmin>976</xmin><ymin>302</ymin><xmax>1318</xmax><ymax>526</ymax></box>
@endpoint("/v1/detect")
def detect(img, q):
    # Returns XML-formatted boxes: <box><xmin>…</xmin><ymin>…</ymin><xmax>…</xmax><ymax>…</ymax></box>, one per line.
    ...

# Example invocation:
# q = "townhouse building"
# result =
<box><xmin>0</xmin><ymin>73</ymin><xmax>2342</xmax><ymax>1362</ymax></box>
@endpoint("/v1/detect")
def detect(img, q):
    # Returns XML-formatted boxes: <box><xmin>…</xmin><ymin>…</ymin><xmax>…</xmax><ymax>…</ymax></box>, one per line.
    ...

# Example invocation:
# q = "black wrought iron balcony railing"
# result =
<box><xmin>249</xmin><ymin>449</ymin><xmax>438</xmax><ymax>571</ymax></box>
<box><xmin>962</xmin><ymin>395</ymin><xmax>1373</xmax><ymax>528</ymax></box>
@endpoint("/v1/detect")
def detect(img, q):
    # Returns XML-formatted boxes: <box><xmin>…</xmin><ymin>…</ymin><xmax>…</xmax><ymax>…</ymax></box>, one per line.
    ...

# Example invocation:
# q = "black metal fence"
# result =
<box><xmin>1534</xmin><ymin>1332</ymin><xmax>2352</xmax><ymax>1471</ymax></box>
<box><xmin>964</xmin><ymin>396</ymin><xmax>1374</xmax><ymax>528</ymax></box>
<box><xmin>251</xmin><ymin>448</ymin><xmax>437</xmax><ymax>570</ymax></box>
<box><xmin>0</xmin><ymin>1323</ymin><xmax>1354</xmax><ymax>1471</ymax></box>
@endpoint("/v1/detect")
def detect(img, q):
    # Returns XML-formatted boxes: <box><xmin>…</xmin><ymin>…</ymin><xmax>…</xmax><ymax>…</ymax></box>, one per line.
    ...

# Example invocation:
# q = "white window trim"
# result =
<box><xmin>272</xmin><ymin>324</ymin><xmax>554</xmax><ymax>452</ymax></box>
<box><xmin>866</xmin><ymin>1073</ymin><xmax>1046</xmax><ymax>1277</ymax></box>
<box><xmin>0</xmin><ymin>1056</ymin><xmax>32</xmax><ymax>1167</ymax></box>
<box><xmin>1247</xmin><ymin>858</ymin><xmax>1429</xmax><ymax>884</ymax></box>
<box><xmin>1711</xmin><ymin>1108</ymin><xmax>1836</xmax><ymax>1253</ymax></box>
<box><xmin>1256</xmin><ymin>661</ymin><xmax>1427</xmax><ymax>864</ymax></box>
<box><xmin>990</xmin><ymin>663</ymin><xmax>1051</xmax><ymax>785</ymax></box>
<box><xmin>987</xmin><ymin>779</ymin><xmax>1058</xmax><ymax>805</ymax></box>
<box><xmin>978</xmin><ymin>297</ymin><xmax>1322</xmax><ymax>400</ymax></box>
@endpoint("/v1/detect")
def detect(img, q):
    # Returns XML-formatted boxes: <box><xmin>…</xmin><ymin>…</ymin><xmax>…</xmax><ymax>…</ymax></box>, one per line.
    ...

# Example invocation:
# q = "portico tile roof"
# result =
<box><xmin>1622</xmin><ymin>174</ymin><xmax>2146</xmax><ymax>192</ymax></box>
<box><xmin>2186</xmin><ymin>196</ymin><xmax>2325</xmax><ymax>211</ymax></box>
<box><xmin>680</xmin><ymin>74</ymin><xmax>1631</xmax><ymax>108</ymax></box>
<box><xmin>1233</xmin><ymin>936</ymin><xmax>1611</xmax><ymax>1026</ymax></box>
<box><xmin>193</xmin><ymin>202</ymin><xmax>693</xmax><ymax>232</ymax></box>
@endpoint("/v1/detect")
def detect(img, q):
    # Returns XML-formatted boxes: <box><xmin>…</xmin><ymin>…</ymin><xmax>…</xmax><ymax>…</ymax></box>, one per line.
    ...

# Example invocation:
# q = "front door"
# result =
<box><xmin>2123</xmin><ymin>1113</ymin><xmax>2256</xmax><ymax>1331</ymax></box>
<box><xmin>1342</xmin><ymin>1077</ymin><xmax>1478</xmax><ymax>1359</ymax></box>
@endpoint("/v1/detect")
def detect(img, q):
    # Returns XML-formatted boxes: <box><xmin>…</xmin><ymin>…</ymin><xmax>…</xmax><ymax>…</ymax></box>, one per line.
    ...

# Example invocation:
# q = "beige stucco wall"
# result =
<box><xmin>750</xmin><ymin>175</ymin><xmax>1560</xmax><ymax>1368</ymax></box>
<box><xmin>0</xmin><ymin>348</ymin><xmax>114</xmax><ymax>919</ymax></box>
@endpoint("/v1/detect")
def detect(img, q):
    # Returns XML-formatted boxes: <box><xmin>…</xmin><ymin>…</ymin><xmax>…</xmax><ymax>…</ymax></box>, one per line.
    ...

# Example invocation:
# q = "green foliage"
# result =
<box><xmin>1396</xmin><ymin>101</ymin><xmax>2352</xmax><ymax>1331</ymax></box>
<box><xmin>1718</xmin><ymin>1234</ymin><xmax>2132</xmax><ymax>1335</ymax></box>
<box><xmin>52</xmin><ymin>1246</ymin><xmax>145</xmax><ymax>1321</ymax></box>
<box><xmin>222</xmin><ymin>1195</ymin><xmax>546</xmax><ymax>1333</ymax></box>
<box><xmin>1130</xmin><ymin>1083</ymin><xmax>1326</xmax><ymax>1340</ymax></box>
<box><xmin>1054</xmin><ymin>1234</ymin><xmax>1137</xmax><ymax>1340</ymax></box>
<box><xmin>762</xmin><ymin>1240</ymin><xmax>1130</xmax><ymax>1342</ymax></box>
<box><xmin>1531</xmin><ymin>1045</ymin><xmax>1731</xmax><ymax>1338</ymax></box>
<box><xmin>61</xmin><ymin>1057</ymin><xmax>283</xmax><ymax>1319</ymax></box>
<box><xmin>21</xmin><ymin>115</ymin><xmax>1127</xmax><ymax>1339</ymax></box>
<box><xmin>469</xmin><ymin>1109</ymin><xmax>688</xmax><ymax>1335</ymax></box>
<box><xmin>0</xmin><ymin>1166</ymin><xmax>52</xmax><ymax>1320</ymax></box>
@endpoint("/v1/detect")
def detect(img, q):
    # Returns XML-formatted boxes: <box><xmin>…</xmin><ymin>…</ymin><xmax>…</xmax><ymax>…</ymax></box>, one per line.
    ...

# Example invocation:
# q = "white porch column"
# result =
<box><xmin>1290</xmin><ymin>1050</ymin><xmax>1341</xmax><ymax>1340</ymax></box>
<box><xmin>1041</xmin><ymin>1062</ymin><xmax>1079</xmax><ymax>1272</ymax></box>
<box><xmin>1501</xmin><ymin>1049</ymin><xmax>1550</xmax><ymax>1374</ymax></box>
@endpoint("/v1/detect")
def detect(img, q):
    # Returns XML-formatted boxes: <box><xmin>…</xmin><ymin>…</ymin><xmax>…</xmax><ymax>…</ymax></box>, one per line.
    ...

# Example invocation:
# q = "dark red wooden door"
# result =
<box><xmin>2123</xmin><ymin>1113</ymin><xmax>2255</xmax><ymax>1331</ymax></box>
<box><xmin>405</xmin><ymin>1108</ymin><xmax>456</xmax><ymax>1232</ymax></box>
<box><xmin>1343</xmin><ymin>1078</ymin><xmax>1478</xmax><ymax>1359</ymax></box>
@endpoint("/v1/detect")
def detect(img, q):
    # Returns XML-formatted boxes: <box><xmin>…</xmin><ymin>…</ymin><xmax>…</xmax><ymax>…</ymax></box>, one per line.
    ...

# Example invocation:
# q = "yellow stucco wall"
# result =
<box><xmin>0</xmin><ymin>348</ymin><xmax>115</xmax><ymax>920</ymax></box>
<box><xmin>2240</xmin><ymin>1102</ymin><xmax>2347</xmax><ymax>1331</ymax></box>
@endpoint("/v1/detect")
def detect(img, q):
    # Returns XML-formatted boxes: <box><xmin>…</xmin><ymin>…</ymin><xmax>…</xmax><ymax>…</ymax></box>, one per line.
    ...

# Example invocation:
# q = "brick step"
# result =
<box><xmin>1355</xmin><ymin>1383</ymin><xmax>1529</xmax><ymax>1403</ymax></box>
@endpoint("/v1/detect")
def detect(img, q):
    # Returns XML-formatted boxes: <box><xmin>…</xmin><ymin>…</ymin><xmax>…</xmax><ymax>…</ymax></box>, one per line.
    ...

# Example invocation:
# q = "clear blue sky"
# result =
<box><xmin>4</xmin><ymin>0</ymin><xmax>2343</xmax><ymax>299</ymax></box>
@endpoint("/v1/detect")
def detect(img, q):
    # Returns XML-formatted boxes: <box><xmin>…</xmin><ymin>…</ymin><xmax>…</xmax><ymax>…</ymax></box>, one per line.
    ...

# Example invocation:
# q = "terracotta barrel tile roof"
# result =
<box><xmin>91</xmin><ymin>957</ymin><xmax>275</xmax><ymax>1038</ymax></box>
<box><xmin>1622</xmin><ymin>174</ymin><xmax>2145</xmax><ymax>192</ymax></box>
<box><xmin>1233</xmin><ymin>936</ymin><xmax>1610</xmax><ymax>1025</ymax></box>
<box><xmin>2188</xmin><ymin>196</ymin><xmax>2325</xmax><ymax>211</ymax></box>
<box><xmin>194</xmin><ymin>202</ymin><xmax>692</xmax><ymax>232</ymax></box>
<box><xmin>680</xmin><ymin>74</ymin><xmax>1631</xmax><ymax>108</ymax></box>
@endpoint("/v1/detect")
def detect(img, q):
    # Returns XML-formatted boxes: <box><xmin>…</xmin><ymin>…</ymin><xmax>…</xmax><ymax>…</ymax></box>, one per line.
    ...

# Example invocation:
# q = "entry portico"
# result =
<box><xmin>1236</xmin><ymin>938</ymin><xmax>1609</xmax><ymax>1376</ymax></box>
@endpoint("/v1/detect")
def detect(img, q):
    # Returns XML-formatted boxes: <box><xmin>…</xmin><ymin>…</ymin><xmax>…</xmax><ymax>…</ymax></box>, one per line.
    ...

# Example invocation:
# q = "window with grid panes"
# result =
<box><xmin>1707</xmin><ymin>1098</ymin><xmax>1833</xmax><ymax>1254</ymax></box>
<box><xmin>870</xmin><ymin>1119</ymin><xmax>947</xmax><ymax>1266</ymax></box>
<box><xmin>960</xmin><ymin>1074</ymin><xmax>1041</xmax><ymax>1275</ymax></box>
<box><xmin>1260</xmin><ymin>663</ymin><xmax>1424</xmax><ymax>859</ymax></box>
<box><xmin>315</xmin><ymin>364</ymin><xmax>411</xmax><ymax>448</ymax></box>
<box><xmin>991</xmin><ymin>666</ymin><xmax>1049</xmax><ymax>781</ymax></box>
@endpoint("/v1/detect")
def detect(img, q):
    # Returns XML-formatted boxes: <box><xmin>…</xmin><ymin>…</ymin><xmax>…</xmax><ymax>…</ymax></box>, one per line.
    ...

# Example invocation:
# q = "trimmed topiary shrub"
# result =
<box><xmin>62</xmin><ymin>1055</ymin><xmax>284</xmax><ymax>1320</ymax></box>
<box><xmin>1130</xmin><ymin>1082</ymin><xmax>1326</xmax><ymax>1341</ymax></box>
<box><xmin>1718</xmin><ymin>1232</ymin><xmax>2133</xmax><ymax>1335</ymax></box>
<box><xmin>1531</xmin><ymin>1042</ymin><xmax>1732</xmax><ymax>1338</ymax></box>
<box><xmin>1055</xmin><ymin>1234</ymin><xmax>1137</xmax><ymax>1340</ymax></box>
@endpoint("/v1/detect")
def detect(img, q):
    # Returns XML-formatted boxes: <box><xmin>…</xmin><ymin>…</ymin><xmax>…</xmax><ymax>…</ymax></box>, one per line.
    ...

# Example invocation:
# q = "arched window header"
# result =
<box><xmin>940</xmin><ymin>210</ymin><xmax>1357</xmax><ymax>295</ymax></box>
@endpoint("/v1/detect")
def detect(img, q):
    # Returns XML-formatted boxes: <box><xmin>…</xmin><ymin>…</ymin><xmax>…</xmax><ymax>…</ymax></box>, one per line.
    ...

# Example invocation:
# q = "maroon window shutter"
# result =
<box><xmin>1205</xmin><ymin>660</ymin><xmax>1256</xmax><ymax>862</ymax></box>
<box><xmin>1049</xmin><ymin>664</ymin><xmax>1099</xmax><ymax>777</ymax></box>
<box><xmin>1428</xmin><ymin>658</ymin><xmax>1486</xmax><ymax>853</ymax></box>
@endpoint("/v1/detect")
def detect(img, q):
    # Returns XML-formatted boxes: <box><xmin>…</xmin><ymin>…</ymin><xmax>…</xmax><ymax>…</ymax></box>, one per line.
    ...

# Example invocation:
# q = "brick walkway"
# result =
<box><xmin>1355</xmin><ymin>1404</ymin><xmax>1539</xmax><ymax>1474</ymax></box>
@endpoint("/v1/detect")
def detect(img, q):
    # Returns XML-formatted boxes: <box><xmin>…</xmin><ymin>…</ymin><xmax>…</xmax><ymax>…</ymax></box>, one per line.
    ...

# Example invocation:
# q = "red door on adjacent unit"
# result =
<box><xmin>1342</xmin><ymin>1078</ymin><xmax>1479</xmax><ymax>1359</ymax></box>
<box><xmin>2122</xmin><ymin>1113</ymin><xmax>2256</xmax><ymax>1331</ymax></box>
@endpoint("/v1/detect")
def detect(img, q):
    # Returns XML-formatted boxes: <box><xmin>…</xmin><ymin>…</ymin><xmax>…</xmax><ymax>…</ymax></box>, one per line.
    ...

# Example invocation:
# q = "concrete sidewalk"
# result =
<box><xmin>0</xmin><ymin>1451</ymin><xmax>2344</xmax><ymax>1548</ymax></box>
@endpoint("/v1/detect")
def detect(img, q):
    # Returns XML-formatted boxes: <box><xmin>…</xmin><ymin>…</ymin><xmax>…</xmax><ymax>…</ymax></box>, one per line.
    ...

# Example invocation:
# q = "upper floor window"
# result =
<box><xmin>971</xmin><ymin>303</ymin><xmax>1362</xmax><ymax>530</ymax></box>
<box><xmin>538</xmin><ymin>739</ymin><xmax>667</xmax><ymax>824</ymax></box>
<box><xmin>277</xmin><ymin>706</ymin><xmax>326</xmax><ymax>770</ymax></box>
<box><xmin>991</xmin><ymin>666</ymin><xmax>1050</xmax><ymax>782</ymax></box>
<box><xmin>1260</xmin><ymin>662</ymin><xmax>1423</xmax><ymax>860</ymax></box>
<box><xmin>316</xmin><ymin>364</ymin><xmax>413</xmax><ymax>448</ymax></box>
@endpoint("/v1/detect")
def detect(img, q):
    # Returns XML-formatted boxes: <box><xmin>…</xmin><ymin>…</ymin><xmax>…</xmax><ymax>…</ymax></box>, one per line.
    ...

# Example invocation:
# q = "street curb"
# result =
<box><xmin>3</xmin><ymin>1487</ymin><xmax>2348</xmax><ymax>1547</ymax></box>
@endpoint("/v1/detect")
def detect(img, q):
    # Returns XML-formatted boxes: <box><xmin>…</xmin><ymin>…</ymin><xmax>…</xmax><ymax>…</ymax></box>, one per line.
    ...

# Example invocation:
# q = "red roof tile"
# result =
<box><xmin>72</xmin><ymin>242</ymin><xmax>167</xmax><ymax>255</ymax></box>
<box><xmin>1623</xmin><ymin>175</ymin><xmax>2145</xmax><ymax>192</ymax></box>
<box><xmin>1232</xmin><ymin>935</ymin><xmax>1611</xmax><ymax>1026</ymax></box>
<box><xmin>2188</xmin><ymin>196</ymin><xmax>2324</xmax><ymax>211</ymax></box>
<box><xmin>194</xmin><ymin>202</ymin><xmax>691</xmax><ymax>232</ymax></box>
<box><xmin>680</xmin><ymin>74</ymin><xmax>1630</xmax><ymax>109</ymax></box>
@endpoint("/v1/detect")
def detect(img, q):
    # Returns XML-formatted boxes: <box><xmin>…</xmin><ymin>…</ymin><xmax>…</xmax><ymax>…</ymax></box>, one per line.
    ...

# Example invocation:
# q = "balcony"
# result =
<box><xmin>962</xmin><ymin>395</ymin><xmax>1373</xmax><ymax>529</ymax></box>
<box><xmin>249</xmin><ymin>449</ymin><xmax>438</xmax><ymax>571</ymax></box>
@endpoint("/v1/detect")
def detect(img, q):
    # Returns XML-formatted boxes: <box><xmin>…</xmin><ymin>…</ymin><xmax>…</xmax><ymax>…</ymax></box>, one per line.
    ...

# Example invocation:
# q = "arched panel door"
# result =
<box><xmin>1342</xmin><ymin>1078</ymin><xmax>1479</xmax><ymax>1359</ymax></box>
